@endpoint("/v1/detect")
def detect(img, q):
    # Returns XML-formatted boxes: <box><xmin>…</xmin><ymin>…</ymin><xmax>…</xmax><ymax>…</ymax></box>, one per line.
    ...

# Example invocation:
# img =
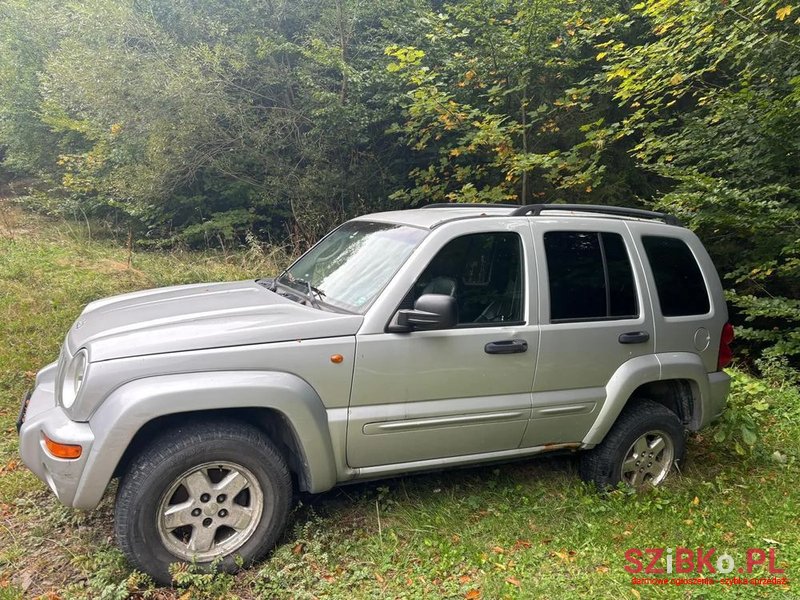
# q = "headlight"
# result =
<box><xmin>61</xmin><ymin>349</ymin><xmax>88</xmax><ymax>409</ymax></box>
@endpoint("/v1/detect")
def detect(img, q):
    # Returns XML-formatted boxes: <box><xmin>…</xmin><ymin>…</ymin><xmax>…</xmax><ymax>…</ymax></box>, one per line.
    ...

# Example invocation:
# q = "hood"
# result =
<box><xmin>67</xmin><ymin>280</ymin><xmax>364</xmax><ymax>361</ymax></box>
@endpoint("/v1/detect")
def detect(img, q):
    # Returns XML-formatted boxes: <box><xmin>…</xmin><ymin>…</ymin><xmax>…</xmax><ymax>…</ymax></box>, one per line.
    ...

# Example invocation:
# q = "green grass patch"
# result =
<box><xmin>0</xmin><ymin>204</ymin><xmax>798</xmax><ymax>598</ymax></box>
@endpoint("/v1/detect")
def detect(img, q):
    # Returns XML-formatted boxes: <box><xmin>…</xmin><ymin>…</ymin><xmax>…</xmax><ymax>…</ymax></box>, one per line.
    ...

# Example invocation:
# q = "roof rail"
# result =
<box><xmin>421</xmin><ymin>203</ymin><xmax>519</xmax><ymax>209</ymax></box>
<box><xmin>510</xmin><ymin>204</ymin><xmax>682</xmax><ymax>226</ymax></box>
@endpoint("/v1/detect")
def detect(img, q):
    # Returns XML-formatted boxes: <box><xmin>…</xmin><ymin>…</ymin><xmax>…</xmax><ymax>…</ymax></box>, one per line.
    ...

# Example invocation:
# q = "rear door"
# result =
<box><xmin>523</xmin><ymin>219</ymin><xmax>655</xmax><ymax>446</ymax></box>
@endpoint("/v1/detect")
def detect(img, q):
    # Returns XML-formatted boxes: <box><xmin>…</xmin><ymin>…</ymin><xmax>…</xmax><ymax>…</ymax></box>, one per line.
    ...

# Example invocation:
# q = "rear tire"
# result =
<box><xmin>580</xmin><ymin>400</ymin><xmax>685</xmax><ymax>490</ymax></box>
<box><xmin>114</xmin><ymin>420</ymin><xmax>292</xmax><ymax>585</ymax></box>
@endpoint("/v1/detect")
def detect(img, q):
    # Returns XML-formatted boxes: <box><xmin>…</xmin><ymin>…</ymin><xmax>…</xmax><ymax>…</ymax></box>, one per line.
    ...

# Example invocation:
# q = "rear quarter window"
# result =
<box><xmin>642</xmin><ymin>236</ymin><xmax>710</xmax><ymax>316</ymax></box>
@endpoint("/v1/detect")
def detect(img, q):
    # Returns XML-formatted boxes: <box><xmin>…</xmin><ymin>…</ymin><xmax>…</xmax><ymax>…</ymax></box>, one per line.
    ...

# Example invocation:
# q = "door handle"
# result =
<box><xmin>618</xmin><ymin>331</ymin><xmax>650</xmax><ymax>344</ymax></box>
<box><xmin>485</xmin><ymin>339</ymin><xmax>528</xmax><ymax>354</ymax></box>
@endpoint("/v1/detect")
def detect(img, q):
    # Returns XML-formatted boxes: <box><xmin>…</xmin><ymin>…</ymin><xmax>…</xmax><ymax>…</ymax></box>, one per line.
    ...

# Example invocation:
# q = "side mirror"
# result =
<box><xmin>393</xmin><ymin>294</ymin><xmax>458</xmax><ymax>331</ymax></box>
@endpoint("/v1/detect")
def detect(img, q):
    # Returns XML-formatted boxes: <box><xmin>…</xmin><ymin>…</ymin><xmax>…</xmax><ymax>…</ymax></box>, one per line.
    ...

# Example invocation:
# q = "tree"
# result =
<box><xmin>577</xmin><ymin>0</ymin><xmax>800</xmax><ymax>360</ymax></box>
<box><xmin>384</xmin><ymin>0</ymin><xmax>646</xmax><ymax>206</ymax></box>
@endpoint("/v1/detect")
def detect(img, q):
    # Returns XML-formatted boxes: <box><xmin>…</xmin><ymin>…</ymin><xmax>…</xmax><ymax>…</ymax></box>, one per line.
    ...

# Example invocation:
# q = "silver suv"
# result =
<box><xmin>17</xmin><ymin>204</ymin><xmax>733</xmax><ymax>584</ymax></box>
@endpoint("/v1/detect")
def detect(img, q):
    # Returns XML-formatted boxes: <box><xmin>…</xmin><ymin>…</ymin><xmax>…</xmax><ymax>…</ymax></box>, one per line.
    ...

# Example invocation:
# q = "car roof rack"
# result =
<box><xmin>421</xmin><ymin>202</ymin><xmax>519</xmax><ymax>209</ymax></box>
<box><xmin>510</xmin><ymin>203</ymin><xmax>682</xmax><ymax>226</ymax></box>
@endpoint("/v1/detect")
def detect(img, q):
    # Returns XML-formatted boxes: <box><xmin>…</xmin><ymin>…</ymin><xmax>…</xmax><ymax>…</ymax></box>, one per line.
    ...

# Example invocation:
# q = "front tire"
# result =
<box><xmin>580</xmin><ymin>400</ymin><xmax>685</xmax><ymax>490</ymax></box>
<box><xmin>115</xmin><ymin>420</ymin><xmax>292</xmax><ymax>585</ymax></box>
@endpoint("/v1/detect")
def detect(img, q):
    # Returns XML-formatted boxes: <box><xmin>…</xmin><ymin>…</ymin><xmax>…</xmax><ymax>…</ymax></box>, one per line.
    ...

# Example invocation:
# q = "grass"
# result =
<box><xmin>1</xmin><ymin>201</ymin><xmax>799</xmax><ymax>599</ymax></box>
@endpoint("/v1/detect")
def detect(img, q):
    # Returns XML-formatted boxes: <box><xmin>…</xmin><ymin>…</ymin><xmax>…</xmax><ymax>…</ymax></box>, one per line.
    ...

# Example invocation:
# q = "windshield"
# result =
<box><xmin>277</xmin><ymin>220</ymin><xmax>428</xmax><ymax>313</ymax></box>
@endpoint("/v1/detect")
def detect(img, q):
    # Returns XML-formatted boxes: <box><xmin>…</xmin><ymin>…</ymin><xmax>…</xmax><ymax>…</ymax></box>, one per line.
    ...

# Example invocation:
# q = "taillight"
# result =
<box><xmin>717</xmin><ymin>322</ymin><xmax>734</xmax><ymax>370</ymax></box>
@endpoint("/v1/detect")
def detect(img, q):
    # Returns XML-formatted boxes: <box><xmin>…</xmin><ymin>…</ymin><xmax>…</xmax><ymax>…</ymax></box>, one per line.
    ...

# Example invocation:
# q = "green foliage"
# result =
<box><xmin>0</xmin><ymin>0</ymin><xmax>426</xmax><ymax>246</ymax></box>
<box><xmin>572</xmin><ymin>0</ymin><xmax>800</xmax><ymax>361</ymax></box>
<box><xmin>712</xmin><ymin>359</ymin><xmax>800</xmax><ymax>456</ymax></box>
<box><xmin>384</xmin><ymin>0</ymin><xmax>631</xmax><ymax>205</ymax></box>
<box><xmin>711</xmin><ymin>371</ymin><xmax>771</xmax><ymax>455</ymax></box>
<box><xmin>1</xmin><ymin>0</ymin><xmax>799</xmax><ymax>360</ymax></box>
<box><xmin>169</xmin><ymin>560</ymin><xmax>235</xmax><ymax>599</ymax></box>
<box><xmin>0</xmin><ymin>585</ymin><xmax>23</xmax><ymax>600</ymax></box>
<box><xmin>68</xmin><ymin>546</ymin><xmax>154</xmax><ymax>600</ymax></box>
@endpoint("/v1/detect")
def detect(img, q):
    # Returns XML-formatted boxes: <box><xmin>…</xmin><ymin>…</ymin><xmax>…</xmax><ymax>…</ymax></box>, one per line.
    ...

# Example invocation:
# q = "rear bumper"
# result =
<box><xmin>701</xmin><ymin>370</ymin><xmax>731</xmax><ymax>428</ymax></box>
<box><xmin>17</xmin><ymin>363</ymin><xmax>95</xmax><ymax>508</ymax></box>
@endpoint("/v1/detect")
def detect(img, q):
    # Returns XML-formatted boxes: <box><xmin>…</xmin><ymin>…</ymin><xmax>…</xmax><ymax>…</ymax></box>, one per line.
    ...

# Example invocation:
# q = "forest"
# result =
<box><xmin>1</xmin><ymin>0</ymin><xmax>798</xmax><ymax>366</ymax></box>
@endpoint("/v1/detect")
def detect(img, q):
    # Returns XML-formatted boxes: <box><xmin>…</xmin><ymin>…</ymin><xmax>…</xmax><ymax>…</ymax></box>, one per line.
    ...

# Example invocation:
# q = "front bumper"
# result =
<box><xmin>16</xmin><ymin>390</ymin><xmax>31</xmax><ymax>434</ymax></box>
<box><xmin>17</xmin><ymin>363</ymin><xmax>95</xmax><ymax>508</ymax></box>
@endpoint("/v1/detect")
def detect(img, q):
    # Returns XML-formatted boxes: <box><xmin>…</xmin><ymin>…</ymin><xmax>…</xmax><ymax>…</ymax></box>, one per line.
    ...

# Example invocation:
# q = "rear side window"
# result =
<box><xmin>544</xmin><ymin>231</ymin><xmax>638</xmax><ymax>322</ymax></box>
<box><xmin>642</xmin><ymin>236</ymin><xmax>710</xmax><ymax>316</ymax></box>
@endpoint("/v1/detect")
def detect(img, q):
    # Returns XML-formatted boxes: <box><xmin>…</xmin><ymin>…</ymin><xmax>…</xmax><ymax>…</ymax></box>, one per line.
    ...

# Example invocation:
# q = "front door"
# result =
<box><xmin>347</xmin><ymin>229</ymin><xmax>538</xmax><ymax>468</ymax></box>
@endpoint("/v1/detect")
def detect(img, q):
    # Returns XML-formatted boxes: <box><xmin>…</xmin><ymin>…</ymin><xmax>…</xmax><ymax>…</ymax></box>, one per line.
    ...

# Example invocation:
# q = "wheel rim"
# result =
<box><xmin>156</xmin><ymin>461</ymin><xmax>264</xmax><ymax>562</ymax></box>
<box><xmin>621</xmin><ymin>430</ymin><xmax>675</xmax><ymax>489</ymax></box>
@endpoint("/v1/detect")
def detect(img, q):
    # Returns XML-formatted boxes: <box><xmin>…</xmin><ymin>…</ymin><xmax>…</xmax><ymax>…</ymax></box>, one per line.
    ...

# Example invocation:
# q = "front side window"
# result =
<box><xmin>544</xmin><ymin>231</ymin><xmax>638</xmax><ymax>322</ymax></box>
<box><xmin>411</xmin><ymin>232</ymin><xmax>525</xmax><ymax>326</ymax></box>
<box><xmin>279</xmin><ymin>221</ymin><xmax>428</xmax><ymax>313</ymax></box>
<box><xmin>642</xmin><ymin>236</ymin><xmax>710</xmax><ymax>316</ymax></box>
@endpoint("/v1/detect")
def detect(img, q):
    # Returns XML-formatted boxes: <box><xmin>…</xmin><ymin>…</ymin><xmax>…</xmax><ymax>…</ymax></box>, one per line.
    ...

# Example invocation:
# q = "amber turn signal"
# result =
<box><xmin>43</xmin><ymin>434</ymin><xmax>82</xmax><ymax>459</ymax></box>
<box><xmin>330</xmin><ymin>354</ymin><xmax>344</xmax><ymax>364</ymax></box>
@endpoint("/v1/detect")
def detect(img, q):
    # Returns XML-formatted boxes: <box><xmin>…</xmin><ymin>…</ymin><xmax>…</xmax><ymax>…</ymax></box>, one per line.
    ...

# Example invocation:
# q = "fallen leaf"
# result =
<box><xmin>551</xmin><ymin>549</ymin><xmax>577</xmax><ymax>562</ymax></box>
<box><xmin>776</xmin><ymin>5</ymin><xmax>793</xmax><ymax>20</ymax></box>
<box><xmin>459</xmin><ymin>575</ymin><xmax>472</xmax><ymax>584</ymax></box>
<box><xmin>595</xmin><ymin>565</ymin><xmax>610</xmax><ymax>573</ymax></box>
<box><xmin>692</xmin><ymin>496</ymin><xmax>700</xmax><ymax>505</ymax></box>
<box><xmin>505</xmin><ymin>577</ymin><xmax>521</xmax><ymax>587</ymax></box>
<box><xmin>375</xmin><ymin>573</ymin><xmax>385</xmax><ymax>584</ymax></box>
<box><xmin>0</xmin><ymin>459</ymin><xmax>19</xmax><ymax>474</ymax></box>
<box><xmin>492</xmin><ymin>546</ymin><xmax>505</xmax><ymax>554</ymax></box>
<box><xmin>513</xmin><ymin>539</ymin><xmax>532</xmax><ymax>551</ymax></box>
<box><xmin>292</xmin><ymin>542</ymin><xmax>304</xmax><ymax>555</ymax></box>
<box><xmin>465</xmin><ymin>590</ymin><xmax>481</xmax><ymax>600</ymax></box>
<box><xmin>722</xmin><ymin>531</ymin><xmax>735</xmax><ymax>543</ymax></box>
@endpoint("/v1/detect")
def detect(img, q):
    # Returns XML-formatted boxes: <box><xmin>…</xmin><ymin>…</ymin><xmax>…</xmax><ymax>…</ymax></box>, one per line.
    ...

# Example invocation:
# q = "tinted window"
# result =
<box><xmin>544</xmin><ymin>231</ymin><xmax>638</xmax><ymax>322</ymax></box>
<box><xmin>414</xmin><ymin>233</ymin><xmax>524</xmax><ymax>325</ymax></box>
<box><xmin>642</xmin><ymin>236</ymin><xmax>710</xmax><ymax>316</ymax></box>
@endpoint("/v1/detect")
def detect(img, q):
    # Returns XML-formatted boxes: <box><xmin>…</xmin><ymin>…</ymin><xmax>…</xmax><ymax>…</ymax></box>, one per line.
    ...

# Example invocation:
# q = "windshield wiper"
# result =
<box><xmin>262</xmin><ymin>274</ymin><xmax>325</xmax><ymax>309</ymax></box>
<box><xmin>291</xmin><ymin>278</ymin><xmax>326</xmax><ymax>309</ymax></box>
<box><xmin>298</xmin><ymin>278</ymin><xmax>326</xmax><ymax>300</ymax></box>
